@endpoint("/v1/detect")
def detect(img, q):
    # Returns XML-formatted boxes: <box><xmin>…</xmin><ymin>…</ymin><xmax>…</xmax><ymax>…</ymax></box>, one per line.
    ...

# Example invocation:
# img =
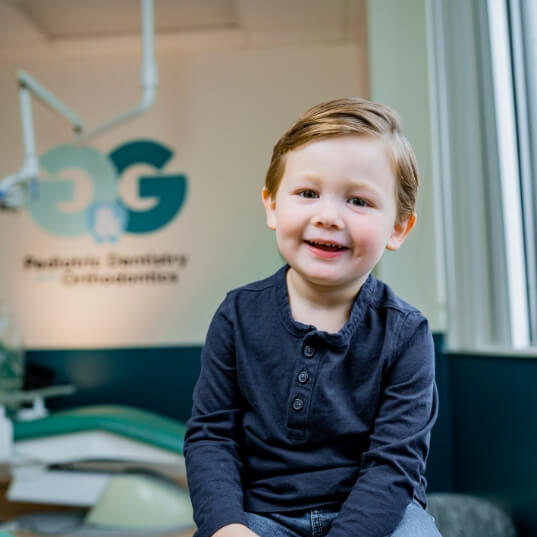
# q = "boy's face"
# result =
<box><xmin>262</xmin><ymin>135</ymin><xmax>416</xmax><ymax>292</ymax></box>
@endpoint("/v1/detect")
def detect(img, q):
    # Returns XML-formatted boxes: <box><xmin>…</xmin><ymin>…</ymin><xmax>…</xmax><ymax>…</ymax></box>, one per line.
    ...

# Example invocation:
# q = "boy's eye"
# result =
<box><xmin>348</xmin><ymin>197</ymin><xmax>370</xmax><ymax>207</ymax></box>
<box><xmin>298</xmin><ymin>190</ymin><xmax>319</xmax><ymax>199</ymax></box>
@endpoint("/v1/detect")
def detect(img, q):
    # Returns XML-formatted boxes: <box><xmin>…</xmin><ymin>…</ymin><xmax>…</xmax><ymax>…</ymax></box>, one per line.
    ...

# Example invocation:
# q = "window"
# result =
<box><xmin>509</xmin><ymin>0</ymin><xmax>537</xmax><ymax>345</ymax></box>
<box><xmin>429</xmin><ymin>0</ymin><xmax>537</xmax><ymax>352</ymax></box>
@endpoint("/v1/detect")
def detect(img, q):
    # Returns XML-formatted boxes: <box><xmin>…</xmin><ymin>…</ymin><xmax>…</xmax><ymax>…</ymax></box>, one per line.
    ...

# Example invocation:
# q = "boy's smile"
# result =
<box><xmin>263</xmin><ymin>135</ymin><xmax>415</xmax><ymax>297</ymax></box>
<box><xmin>305</xmin><ymin>239</ymin><xmax>348</xmax><ymax>259</ymax></box>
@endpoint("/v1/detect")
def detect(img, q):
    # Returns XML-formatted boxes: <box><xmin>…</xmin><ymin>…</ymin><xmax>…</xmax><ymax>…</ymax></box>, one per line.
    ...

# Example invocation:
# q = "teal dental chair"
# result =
<box><xmin>5</xmin><ymin>405</ymin><xmax>195</xmax><ymax>536</ymax></box>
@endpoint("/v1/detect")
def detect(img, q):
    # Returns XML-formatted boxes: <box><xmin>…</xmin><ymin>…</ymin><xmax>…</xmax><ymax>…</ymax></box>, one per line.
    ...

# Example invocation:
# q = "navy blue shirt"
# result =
<box><xmin>184</xmin><ymin>266</ymin><xmax>438</xmax><ymax>537</ymax></box>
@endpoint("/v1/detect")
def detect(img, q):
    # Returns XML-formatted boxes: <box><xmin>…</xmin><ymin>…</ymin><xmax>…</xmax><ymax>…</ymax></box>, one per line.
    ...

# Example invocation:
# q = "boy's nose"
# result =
<box><xmin>312</xmin><ymin>200</ymin><xmax>344</xmax><ymax>229</ymax></box>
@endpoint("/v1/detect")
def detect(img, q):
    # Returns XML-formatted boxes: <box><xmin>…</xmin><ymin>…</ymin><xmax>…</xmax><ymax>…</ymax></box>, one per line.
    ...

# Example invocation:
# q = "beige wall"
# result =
<box><xmin>0</xmin><ymin>41</ymin><xmax>369</xmax><ymax>347</ymax></box>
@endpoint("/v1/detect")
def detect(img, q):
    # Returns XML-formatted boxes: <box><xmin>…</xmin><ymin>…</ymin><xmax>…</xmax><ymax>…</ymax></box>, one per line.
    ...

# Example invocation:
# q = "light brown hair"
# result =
<box><xmin>264</xmin><ymin>97</ymin><xmax>419</xmax><ymax>223</ymax></box>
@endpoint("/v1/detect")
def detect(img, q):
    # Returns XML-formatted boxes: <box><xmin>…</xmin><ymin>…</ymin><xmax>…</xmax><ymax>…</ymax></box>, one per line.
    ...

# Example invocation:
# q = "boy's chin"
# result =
<box><xmin>290</xmin><ymin>267</ymin><xmax>369</xmax><ymax>290</ymax></box>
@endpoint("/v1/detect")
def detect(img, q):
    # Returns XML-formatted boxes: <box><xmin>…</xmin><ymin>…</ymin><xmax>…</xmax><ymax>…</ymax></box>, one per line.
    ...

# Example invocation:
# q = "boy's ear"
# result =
<box><xmin>262</xmin><ymin>187</ymin><xmax>277</xmax><ymax>230</ymax></box>
<box><xmin>386</xmin><ymin>214</ymin><xmax>417</xmax><ymax>251</ymax></box>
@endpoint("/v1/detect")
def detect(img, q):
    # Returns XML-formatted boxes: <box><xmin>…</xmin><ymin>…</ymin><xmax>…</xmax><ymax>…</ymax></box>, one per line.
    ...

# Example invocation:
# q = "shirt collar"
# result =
<box><xmin>276</xmin><ymin>265</ymin><xmax>376</xmax><ymax>347</ymax></box>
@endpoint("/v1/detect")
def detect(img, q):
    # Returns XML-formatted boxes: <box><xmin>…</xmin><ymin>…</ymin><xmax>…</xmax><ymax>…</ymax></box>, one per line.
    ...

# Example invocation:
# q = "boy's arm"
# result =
<box><xmin>326</xmin><ymin>312</ymin><xmax>438</xmax><ymax>537</ymax></box>
<box><xmin>184</xmin><ymin>299</ymin><xmax>249</xmax><ymax>537</ymax></box>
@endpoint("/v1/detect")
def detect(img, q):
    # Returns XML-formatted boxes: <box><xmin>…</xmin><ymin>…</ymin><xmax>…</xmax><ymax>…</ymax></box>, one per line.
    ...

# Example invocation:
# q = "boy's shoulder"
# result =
<box><xmin>368</xmin><ymin>274</ymin><xmax>425</xmax><ymax>320</ymax></box>
<box><xmin>226</xmin><ymin>266</ymin><xmax>285</xmax><ymax>298</ymax></box>
<box><xmin>215</xmin><ymin>267</ymin><xmax>285</xmax><ymax>323</ymax></box>
<box><xmin>216</xmin><ymin>266</ymin><xmax>284</xmax><ymax>314</ymax></box>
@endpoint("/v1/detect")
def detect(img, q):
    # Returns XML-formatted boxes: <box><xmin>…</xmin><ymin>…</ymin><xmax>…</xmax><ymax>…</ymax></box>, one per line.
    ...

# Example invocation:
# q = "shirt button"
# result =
<box><xmin>297</xmin><ymin>370</ymin><xmax>309</xmax><ymax>384</ymax></box>
<box><xmin>303</xmin><ymin>345</ymin><xmax>315</xmax><ymax>358</ymax></box>
<box><xmin>292</xmin><ymin>398</ymin><xmax>304</xmax><ymax>411</ymax></box>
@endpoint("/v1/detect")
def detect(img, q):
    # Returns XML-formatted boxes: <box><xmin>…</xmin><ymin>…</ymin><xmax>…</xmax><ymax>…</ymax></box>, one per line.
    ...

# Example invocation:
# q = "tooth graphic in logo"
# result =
<box><xmin>88</xmin><ymin>201</ymin><xmax>128</xmax><ymax>243</ymax></box>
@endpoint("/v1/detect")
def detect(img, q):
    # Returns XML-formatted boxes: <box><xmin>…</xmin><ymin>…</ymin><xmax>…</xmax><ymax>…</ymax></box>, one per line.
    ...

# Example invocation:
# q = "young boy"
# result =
<box><xmin>184</xmin><ymin>98</ymin><xmax>441</xmax><ymax>537</ymax></box>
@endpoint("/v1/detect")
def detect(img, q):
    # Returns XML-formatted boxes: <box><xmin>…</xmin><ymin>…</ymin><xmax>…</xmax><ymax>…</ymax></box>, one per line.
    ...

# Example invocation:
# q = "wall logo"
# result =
<box><xmin>28</xmin><ymin>140</ymin><xmax>187</xmax><ymax>243</ymax></box>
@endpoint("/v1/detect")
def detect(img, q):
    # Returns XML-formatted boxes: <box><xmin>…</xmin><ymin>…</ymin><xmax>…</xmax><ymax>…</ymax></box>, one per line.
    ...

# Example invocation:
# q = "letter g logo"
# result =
<box><xmin>28</xmin><ymin>140</ymin><xmax>187</xmax><ymax>242</ymax></box>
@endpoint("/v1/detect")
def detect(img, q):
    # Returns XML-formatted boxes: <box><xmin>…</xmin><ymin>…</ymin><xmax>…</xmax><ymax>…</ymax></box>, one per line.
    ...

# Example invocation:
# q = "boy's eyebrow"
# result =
<box><xmin>338</xmin><ymin>177</ymin><xmax>388</xmax><ymax>197</ymax></box>
<box><xmin>292</xmin><ymin>173</ymin><xmax>375</xmax><ymax>184</ymax></box>
<box><xmin>289</xmin><ymin>173</ymin><xmax>388</xmax><ymax>195</ymax></box>
<box><xmin>346</xmin><ymin>178</ymin><xmax>382</xmax><ymax>189</ymax></box>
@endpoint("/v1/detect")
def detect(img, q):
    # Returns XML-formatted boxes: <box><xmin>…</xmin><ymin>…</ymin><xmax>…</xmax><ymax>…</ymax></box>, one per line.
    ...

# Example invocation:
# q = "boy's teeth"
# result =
<box><xmin>308</xmin><ymin>240</ymin><xmax>344</xmax><ymax>250</ymax></box>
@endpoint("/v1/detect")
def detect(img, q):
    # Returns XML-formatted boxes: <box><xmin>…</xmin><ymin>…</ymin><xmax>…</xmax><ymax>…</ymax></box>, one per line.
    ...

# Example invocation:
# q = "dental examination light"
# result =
<box><xmin>0</xmin><ymin>0</ymin><xmax>158</xmax><ymax>210</ymax></box>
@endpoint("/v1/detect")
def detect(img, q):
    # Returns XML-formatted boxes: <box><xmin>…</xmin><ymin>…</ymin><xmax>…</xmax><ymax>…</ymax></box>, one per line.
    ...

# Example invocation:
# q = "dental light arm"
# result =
<box><xmin>0</xmin><ymin>72</ymin><xmax>84</xmax><ymax>209</ymax></box>
<box><xmin>76</xmin><ymin>0</ymin><xmax>158</xmax><ymax>142</ymax></box>
<box><xmin>0</xmin><ymin>0</ymin><xmax>157</xmax><ymax>209</ymax></box>
<box><xmin>19</xmin><ymin>70</ymin><xmax>85</xmax><ymax>132</ymax></box>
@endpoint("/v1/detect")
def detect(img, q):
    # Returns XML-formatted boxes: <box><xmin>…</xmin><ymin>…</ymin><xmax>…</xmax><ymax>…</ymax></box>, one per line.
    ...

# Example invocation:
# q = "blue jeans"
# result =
<box><xmin>245</xmin><ymin>500</ymin><xmax>442</xmax><ymax>537</ymax></box>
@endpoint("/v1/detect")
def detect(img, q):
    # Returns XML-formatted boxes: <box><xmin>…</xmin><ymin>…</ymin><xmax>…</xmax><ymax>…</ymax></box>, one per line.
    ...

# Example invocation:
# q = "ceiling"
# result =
<box><xmin>0</xmin><ymin>0</ymin><xmax>367</xmax><ymax>61</ymax></box>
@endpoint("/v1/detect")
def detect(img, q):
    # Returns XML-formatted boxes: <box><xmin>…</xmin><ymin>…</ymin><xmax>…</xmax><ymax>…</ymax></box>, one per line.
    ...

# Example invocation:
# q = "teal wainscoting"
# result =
<box><xmin>442</xmin><ymin>351</ymin><xmax>537</xmax><ymax>537</ymax></box>
<box><xmin>25</xmin><ymin>347</ymin><xmax>202</xmax><ymax>422</ymax></box>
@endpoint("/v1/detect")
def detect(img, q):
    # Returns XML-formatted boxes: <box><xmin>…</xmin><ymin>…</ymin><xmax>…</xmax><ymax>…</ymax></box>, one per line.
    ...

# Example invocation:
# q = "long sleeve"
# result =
<box><xmin>326</xmin><ymin>312</ymin><xmax>438</xmax><ymax>537</ymax></box>
<box><xmin>184</xmin><ymin>298</ymin><xmax>247</xmax><ymax>537</ymax></box>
